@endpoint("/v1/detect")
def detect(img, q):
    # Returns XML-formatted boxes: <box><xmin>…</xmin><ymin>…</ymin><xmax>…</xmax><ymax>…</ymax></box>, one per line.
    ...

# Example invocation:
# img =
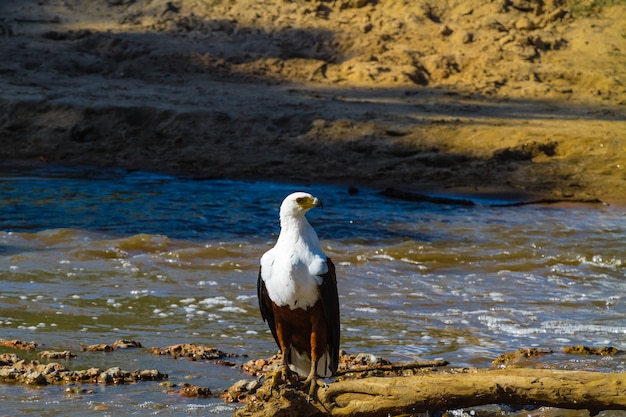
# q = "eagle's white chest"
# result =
<box><xmin>260</xmin><ymin>225</ymin><xmax>328</xmax><ymax>310</ymax></box>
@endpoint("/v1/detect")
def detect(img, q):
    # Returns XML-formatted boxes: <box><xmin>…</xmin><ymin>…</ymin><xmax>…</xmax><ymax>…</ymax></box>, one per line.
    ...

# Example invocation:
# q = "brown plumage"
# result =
<box><xmin>257</xmin><ymin>192</ymin><xmax>340</xmax><ymax>389</ymax></box>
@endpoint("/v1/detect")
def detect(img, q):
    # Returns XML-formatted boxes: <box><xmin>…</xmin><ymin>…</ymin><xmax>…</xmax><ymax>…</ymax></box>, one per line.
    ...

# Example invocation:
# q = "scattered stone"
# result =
<box><xmin>439</xmin><ymin>25</ymin><xmax>453</xmax><ymax>37</ymax></box>
<box><xmin>213</xmin><ymin>359</ymin><xmax>237</xmax><ymax>367</ymax></box>
<box><xmin>151</xmin><ymin>343</ymin><xmax>239</xmax><ymax>361</ymax></box>
<box><xmin>342</xmin><ymin>0</ymin><xmax>371</xmax><ymax>8</ymax></box>
<box><xmin>178</xmin><ymin>382</ymin><xmax>213</xmax><ymax>397</ymax></box>
<box><xmin>136</xmin><ymin>369</ymin><xmax>167</xmax><ymax>381</ymax></box>
<box><xmin>0</xmin><ymin>339</ymin><xmax>38</xmax><ymax>351</ymax></box>
<box><xmin>39</xmin><ymin>350</ymin><xmax>77</xmax><ymax>360</ymax></box>
<box><xmin>0</xmin><ymin>353</ymin><xmax>21</xmax><ymax>366</ymax></box>
<box><xmin>563</xmin><ymin>346</ymin><xmax>621</xmax><ymax>356</ymax></box>
<box><xmin>81</xmin><ymin>339</ymin><xmax>142</xmax><ymax>352</ymax></box>
<box><xmin>545</xmin><ymin>8</ymin><xmax>568</xmax><ymax>23</ymax></box>
<box><xmin>223</xmin><ymin>378</ymin><xmax>262</xmax><ymax>403</ymax></box>
<box><xmin>492</xmin><ymin>348</ymin><xmax>554</xmax><ymax>366</ymax></box>
<box><xmin>97</xmin><ymin>367</ymin><xmax>125</xmax><ymax>384</ymax></box>
<box><xmin>0</xmin><ymin>353</ymin><xmax>167</xmax><ymax>385</ymax></box>
<box><xmin>241</xmin><ymin>354</ymin><xmax>281</xmax><ymax>376</ymax></box>
<box><xmin>23</xmin><ymin>371</ymin><xmax>47</xmax><ymax>385</ymax></box>
<box><xmin>112</xmin><ymin>339</ymin><xmax>142</xmax><ymax>349</ymax></box>
<box><xmin>65</xmin><ymin>386</ymin><xmax>95</xmax><ymax>395</ymax></box>
<box><xmin>461</xmin><ymin>32</ymin><xmax>473</xmax><ymax>44</ymax></box>
<box><xmin>338</xmin><ymin>351</ymin><xmax>391</xmax><ymax>372</ymax></box>
<box><xmin>515</xmin><ymin>16</ymin><xmax>535</xmax><ymax>31</ymax></box>
<box><xmin>509</xmin><ymin>0</ymin><xmax>536</xmax><ymax>13</ymax></box>
<box><xmin>81</xmin><ymin>343</ymin><xmax>114</xmax><ymax>352</ymax></box>
<box><xmin>160</xmin><ymin>380</ymin><xmax>177</xmax><ymax>390</ymax></box>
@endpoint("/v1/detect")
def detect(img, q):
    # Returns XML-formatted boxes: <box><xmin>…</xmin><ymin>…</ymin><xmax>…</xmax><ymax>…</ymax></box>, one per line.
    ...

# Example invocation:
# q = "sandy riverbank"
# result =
<box><xmin>1</xmin><ymin>0</ymin><xmax>624</xmax><ymax>202</ymax></box>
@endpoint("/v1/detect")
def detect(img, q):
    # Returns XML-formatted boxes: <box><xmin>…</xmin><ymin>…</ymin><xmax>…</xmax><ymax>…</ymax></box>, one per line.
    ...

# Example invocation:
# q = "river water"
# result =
<box><xmin>0</xmin><ymin>166</ymin><xmax>625</xmax><ymax>416</ymax></box>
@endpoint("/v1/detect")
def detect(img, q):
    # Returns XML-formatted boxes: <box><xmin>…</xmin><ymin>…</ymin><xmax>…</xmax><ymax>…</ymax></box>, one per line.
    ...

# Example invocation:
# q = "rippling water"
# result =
<box><xmin>1</xmin><ymin>165</ymin><xmax>625</xmax><ymax>416</ymax></box>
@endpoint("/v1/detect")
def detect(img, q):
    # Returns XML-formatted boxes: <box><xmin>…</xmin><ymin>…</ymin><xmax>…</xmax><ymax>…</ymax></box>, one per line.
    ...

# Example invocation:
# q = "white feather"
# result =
<box><xmin>260</xmin><ymin>192</ymin><xmax>328</xmax><ymax>310</ymax></box>
<box><xmin>288</xmin><ymin>347</ymin><xmax>333</xmax><ymax>378</ymax></box>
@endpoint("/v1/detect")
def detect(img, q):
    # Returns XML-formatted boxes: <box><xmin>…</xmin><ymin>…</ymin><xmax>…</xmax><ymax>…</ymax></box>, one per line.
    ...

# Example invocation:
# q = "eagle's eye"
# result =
<box><xmin>296</xmin><ymin>197</ymin><xmax>306</xmax><ymax>204</ymax></box>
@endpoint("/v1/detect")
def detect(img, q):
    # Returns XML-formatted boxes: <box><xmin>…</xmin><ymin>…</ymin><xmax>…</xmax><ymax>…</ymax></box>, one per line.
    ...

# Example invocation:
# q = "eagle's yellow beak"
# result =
<box><xmin>296</xmin><ymin>196</ymin><xmax>323</xmax><ymax>210</ymax></box>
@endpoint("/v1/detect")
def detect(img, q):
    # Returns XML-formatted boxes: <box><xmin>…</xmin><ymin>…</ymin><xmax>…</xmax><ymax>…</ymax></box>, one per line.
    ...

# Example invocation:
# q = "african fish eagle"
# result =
<box><xmin>257</xmin><ymin>192</ymin><xmax>340</xmax><ymax>391</ymax></box>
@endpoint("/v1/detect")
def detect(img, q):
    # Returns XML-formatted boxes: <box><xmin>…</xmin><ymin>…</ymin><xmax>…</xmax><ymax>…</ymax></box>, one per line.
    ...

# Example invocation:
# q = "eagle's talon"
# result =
<box><xmin>302</xmin><ymin>376</ymin><xmax>325</xmax><ymax>402</ymax></box>
<box><xmin>269</xmin><ymin>365</ymin><xmax>299</xmax><ymax>394</ymax></box>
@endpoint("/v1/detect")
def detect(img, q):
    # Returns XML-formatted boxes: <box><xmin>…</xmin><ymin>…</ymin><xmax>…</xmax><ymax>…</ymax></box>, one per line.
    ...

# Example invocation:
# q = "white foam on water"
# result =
<box><xmin>220</xmin><ymin>306</ymin><xmax>247</xmax><ymax>313</ymax></box>
<box><xmin>199</xmin><ymin>296</ymin><xmax>233</xmax><ymax>308</ymax></box>
<box><xmin>130</xmin><ymin>289</ymin><xmax>151</xmax><ymax>296</ymax></box>
<box><xmin>355</xmin><ymin>307</ymin><xmax>378</xmax><ymax>313</ymax></box>
<box><xmin>543</xmin><ymin>321</ymin><xmax>626</xmax><ymax>335</ymax></box>
<box><xmin>488</xmin><ymin>292</ymin><xmax>505</xmax><ymax>302</ymax></box>
<box><xmin>183</xmin><ymin>305</ymin><xmax>197</xmax><ymax>314</ymax></box>
<box><xmin>577</xmin><ymin>254</ymin><xmax>623</xmax><ymax>270</ymax></box>
<box><xmin>236</xmin><ymin>295</ymin><xmax>255</xmax><ymax>301</ymax></box>
<box><xmin>197</xmin><ymin>280</ymin><xmax>218</xmax><ymax>287</ymax></box>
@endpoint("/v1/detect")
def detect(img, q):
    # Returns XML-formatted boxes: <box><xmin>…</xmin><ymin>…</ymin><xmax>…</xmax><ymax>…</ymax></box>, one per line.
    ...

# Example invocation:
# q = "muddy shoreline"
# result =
<box><xmin>1</xmin><ymin>0</ymin><xmax>625</xmax><ymax>202</ymax></box>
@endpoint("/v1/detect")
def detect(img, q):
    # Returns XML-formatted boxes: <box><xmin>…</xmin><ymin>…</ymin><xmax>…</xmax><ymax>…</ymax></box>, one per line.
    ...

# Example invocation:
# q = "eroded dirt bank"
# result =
<box><xmin>1</xmin><ymin>0</ymin><xmax>625</xmax><ymax>201</ymax></box>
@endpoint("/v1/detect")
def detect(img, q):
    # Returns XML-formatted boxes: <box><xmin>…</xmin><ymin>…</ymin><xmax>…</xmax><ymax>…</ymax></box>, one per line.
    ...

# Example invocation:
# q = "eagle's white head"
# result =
<box><xmin>262</xmin><ymin>191</ymin><xmax>327</xmax><ymax>308</ymax></box>
<box><xmin>279</xmin><ymin>192</ymin><xmax>323</xmax><ymax>220</ymax></box>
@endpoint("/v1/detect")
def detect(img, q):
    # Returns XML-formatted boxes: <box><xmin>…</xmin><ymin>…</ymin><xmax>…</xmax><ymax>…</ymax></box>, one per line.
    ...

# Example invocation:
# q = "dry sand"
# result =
<box><xmin>1</xmin><ymin>0</ymin><xmax>625</xmax><ymax>202</ymax></box>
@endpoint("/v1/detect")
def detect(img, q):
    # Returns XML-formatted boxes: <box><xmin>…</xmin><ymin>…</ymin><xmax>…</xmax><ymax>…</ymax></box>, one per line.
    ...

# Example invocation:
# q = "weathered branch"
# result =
<box><xmin>236</xmin><ymin>368</ymin><xmax>626</xmax><ymax>417</ymax></box>
<box><xmin>334</xmin><ymin>359</ymin><xmax>449</xmax><ymax>376</ymax></box>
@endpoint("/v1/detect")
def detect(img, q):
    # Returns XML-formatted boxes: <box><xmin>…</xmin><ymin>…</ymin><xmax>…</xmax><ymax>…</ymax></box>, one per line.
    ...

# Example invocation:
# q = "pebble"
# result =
<box><xmin>39</xmin><ymin>350</ymin><xmax>77</xmax><ymax>360</ymax></box>
<box><xmin>515</xmin><ymin>16</ymin><xmax>535</xmax><ymax>31</ymax></box>
<box><xmin>439</xmin><ymin>25</ymin><xmax>453</xmax><ymax>37</ymax></box>
<box><xmin>0</xmin><ymin>353</ymin><xmax>167</xmax><ymax>385</ymax></box>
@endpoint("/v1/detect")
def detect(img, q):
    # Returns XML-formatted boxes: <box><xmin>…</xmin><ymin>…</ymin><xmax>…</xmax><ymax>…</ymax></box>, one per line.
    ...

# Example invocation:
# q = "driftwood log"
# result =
<box><xmin>235</xmin><ymin>367</ymin><xmax>626</xmax><ymax>417</ymax></box>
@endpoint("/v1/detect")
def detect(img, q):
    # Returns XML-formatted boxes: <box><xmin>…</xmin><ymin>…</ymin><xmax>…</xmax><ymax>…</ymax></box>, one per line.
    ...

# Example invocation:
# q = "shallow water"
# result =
<box><xmin>1</xmin><ymin>166</ymin><xmax>625</xmax><ymax>416</ymax></box>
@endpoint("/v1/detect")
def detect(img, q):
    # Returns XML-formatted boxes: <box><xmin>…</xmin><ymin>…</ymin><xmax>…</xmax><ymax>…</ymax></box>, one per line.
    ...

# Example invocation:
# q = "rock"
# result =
<box><xmin>0</xmin><ymin>353</ymin><xmax>21</xmax><ymax>366</ymax></box>
<box><xmin>498</xmin><ymin>34</ymin><xmax>516</xmax><ymax>46</ymax></box>
<box><xmin>223</xmin><ymin>378</ymin><xmax>263</xmax><ymax>403</ymax></box>
<box><xmin>112</xmin><ymin>339</ymin><xmax>142</xmax><ymax>349</ymax></box>
<box><xmin>40</xmin><ymin>362</ymin><xmax>69</xmax><ymax>375</ymax></box>
<box><xmin>0</xmin><ymin>339</ymin><xmax>38</xmax><ymax>351</ymax></box>
<box><xmin>74</xmin><ymin>367</ymin><xmax>101</xmax><ymax>382</ymax></box>
<box><xmin>515</xmin><ymin>16</ymin><xmax>535</xmax><ymax>31</ymax></box>
<box><xmin>82</xmin><ymin>343</ymin><xmax>114</xmax><ymax>352</ymax></box>
<box><xmin>343</xmin><ymin>0</ymin><xmax>371</xmax><ymax>8</ymax></box>
<box><xmin>39</xmin><ymin>350</ymin><xmax>77</xmax><ymax>360</ymax></box>
<box><xmin>178</xmin><ymin>383</ymin><xmax>212</xmax><ymax>397</ymax></box>
<box><xmin>563</xmin><ymin>345</ymin><xmax>621</xmax><ymax>355</ymax></box>
<box><xmin>545</xmin><ymin>8</ymin><xmax>568</xmax><ymax>23</ymax></box>
<box><xmin>439</xmin><ymin>25</ymin><xmax>453</xmax><ymax>37</ymax></box>
<box><xmin>151</xmin><ymin>343</ymin><xmax>238</xmax><ymax>360</ymax></box>
<box><xmin>492</xmin><ymin>348</ymin><xmax>554</xmax><ymax>366</ymax></box>
<box><xmin>98</xmin><ymin>367</ymin><xmax>125</xmax><ymax>384</ymax></box>
<box><xmin>135</xmin><ymin>369</ymin><xmax>167</xmax><ymax>381</ymax></box>
<box><xmin>0</xmin><ymin>367</ymin><xmax>20</xmax><ymax>380</ymax></box>
<box><xmin>509</xmin><ymin>0</ymin><xmax>536</xmax><ymax>13</ymax></box>
<box><xmin>353</xmin><ymin>353</ymin><xmax>391</xmax><ymax>367</ymax></box>
<box><xmin>23</xmin><ymin>371</ymin><xmax>47</xmax><ymax>385</ymax></box>
<box><xmin>461</xmin><ymin>32</ymin><xmax>473</xmax><ymax>44</ymax></box>
<box><xmin>65</xmin><ymin>387</ymin><xmax>95</xmax><ymax>395</ymax></box>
